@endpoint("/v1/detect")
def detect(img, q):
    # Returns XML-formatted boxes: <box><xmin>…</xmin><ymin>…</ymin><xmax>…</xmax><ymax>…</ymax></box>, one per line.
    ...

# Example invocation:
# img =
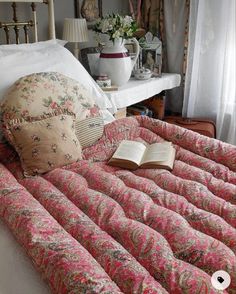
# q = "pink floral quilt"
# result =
<box><xmin>0</xmin><ymin>116</ymin><xmax>236</xmax><ymax>294</ymax></box>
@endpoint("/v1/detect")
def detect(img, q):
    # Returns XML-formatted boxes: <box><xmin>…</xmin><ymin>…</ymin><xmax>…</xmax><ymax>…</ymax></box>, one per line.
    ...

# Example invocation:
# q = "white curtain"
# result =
<box><xmin>183</xmin><ymin>0</ymin><xmax>236</xmax><ymax>144</ymax></box>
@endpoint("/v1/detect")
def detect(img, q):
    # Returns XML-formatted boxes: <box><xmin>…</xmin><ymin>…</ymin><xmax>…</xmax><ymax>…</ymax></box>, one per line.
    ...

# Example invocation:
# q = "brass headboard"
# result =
<box><xmin>0</xmin><ymin>0</ymin><xmax>55</xmax><ymax>44</ymax></box>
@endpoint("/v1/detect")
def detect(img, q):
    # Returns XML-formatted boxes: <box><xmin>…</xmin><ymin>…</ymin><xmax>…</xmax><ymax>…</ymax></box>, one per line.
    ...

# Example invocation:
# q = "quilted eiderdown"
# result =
<box><xmin>0</xmin><ymin>116</ymin><xmax>236</xmax><ymax>294</ymax></box>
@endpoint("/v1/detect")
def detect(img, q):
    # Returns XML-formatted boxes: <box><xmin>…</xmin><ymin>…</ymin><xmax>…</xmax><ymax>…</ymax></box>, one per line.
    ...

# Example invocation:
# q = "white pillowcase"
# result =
<box><xmin>100</xmin><ymin>109</ymin><xmax>115</xmax><ymax>124</ymax></box>
<box><xmin>0</xmin><ymin>41</ymin><xmax>112</xmax><ymax>110</ymax></box>
<box><xmin>0</xmin><ymin>39</ymin><xmax>67</xmax><ymax>51</ymax></box>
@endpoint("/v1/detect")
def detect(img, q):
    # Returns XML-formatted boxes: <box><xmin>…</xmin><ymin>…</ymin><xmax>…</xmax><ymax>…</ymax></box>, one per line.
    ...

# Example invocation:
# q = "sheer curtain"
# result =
<box><xmin>183</xmin><ymin>0</ymin><xmax>236</xmax><ymax>144</ymax></box>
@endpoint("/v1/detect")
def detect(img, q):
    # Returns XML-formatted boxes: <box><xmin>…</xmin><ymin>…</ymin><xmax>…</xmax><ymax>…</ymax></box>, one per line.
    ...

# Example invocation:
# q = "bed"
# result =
<box><xmin>0</xmin><ymin>1</ymin><xmax>236</xmax><ymax>294</ymax></box>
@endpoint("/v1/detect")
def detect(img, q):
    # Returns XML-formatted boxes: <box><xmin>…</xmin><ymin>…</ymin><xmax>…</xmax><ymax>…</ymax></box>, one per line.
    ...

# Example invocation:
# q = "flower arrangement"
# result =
<box><xmin>93</xmin><ymin>14</ymin><xmax>137</xmax><ymax>41</ymax></box>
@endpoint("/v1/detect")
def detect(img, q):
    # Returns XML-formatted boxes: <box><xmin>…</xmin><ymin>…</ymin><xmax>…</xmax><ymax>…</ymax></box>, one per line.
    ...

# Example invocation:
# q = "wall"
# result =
<box><xmin>0</xmin><ymin>0</ymin><xmax>129</xmax><ymax>45</ymax></box>
<box><xmin>77</xmin><ymin>0</ymin><xmax>129</xmax><ymax>48</ymax></box>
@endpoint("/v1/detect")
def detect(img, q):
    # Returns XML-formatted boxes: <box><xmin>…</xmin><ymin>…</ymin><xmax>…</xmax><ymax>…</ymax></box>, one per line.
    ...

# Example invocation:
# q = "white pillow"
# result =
<box><xmin>101</xmin><ymin>109</ymin><xmax>115</xmax><ymax>124</ymax></box>
<box><xmin>0</xmin><ymin>39</ymin><xmax>67</xmax><ymax>51</ymax></box>
<box><xmin>0</xmin><ymin>42</ymin><xmax>112</xmax><ymax>110</ymax></box>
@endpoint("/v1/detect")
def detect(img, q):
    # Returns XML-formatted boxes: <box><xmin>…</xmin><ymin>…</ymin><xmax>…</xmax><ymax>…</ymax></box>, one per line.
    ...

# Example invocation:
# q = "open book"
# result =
<box><xmin>108</xmin><ymin>140</ymin><xmax>176</xmax><ymax>170</ymax></box>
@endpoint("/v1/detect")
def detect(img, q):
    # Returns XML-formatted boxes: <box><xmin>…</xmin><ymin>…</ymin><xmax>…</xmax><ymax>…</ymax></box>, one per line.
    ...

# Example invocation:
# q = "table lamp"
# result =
<box><xmin>63</xmin><ymin>18</ymin><xmax>88</xmax><ymax>59</ymax></box>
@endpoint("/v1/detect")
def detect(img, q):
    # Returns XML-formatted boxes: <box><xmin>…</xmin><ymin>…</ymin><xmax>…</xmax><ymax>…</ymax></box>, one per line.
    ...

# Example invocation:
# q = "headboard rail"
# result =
<box><xmin>0</xmin><ymin>0</ymin><xmax>55</xmax><ymax>44</ymax></box>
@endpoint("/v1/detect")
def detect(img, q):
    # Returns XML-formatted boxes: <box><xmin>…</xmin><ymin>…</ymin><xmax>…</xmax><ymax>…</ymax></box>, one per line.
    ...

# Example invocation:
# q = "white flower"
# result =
<box><xmin>118</xmin><ymin>28</ymin><xmax>125</xmax><ymax>37</ymax></box>
<box><xmin>122</xmin><ymin>16</ymin><xmax>133</xmax><ymax>27</ymax></box>
<box><xmin>126</xmin><ymin>29</ymin><xmax>134</xmax><ymax>37</ymax></box>
<box><xmin>100</xmin><ymin>19</ymin><xmax>110</xmax><ymax>33</ymax></box>
<box><xmin>94</xmin><ymin>14</ymin><xmax>136</xmax><ymax>41</ymax></box>
<box><xmin>112</xmin><ymin>31</ymin><xmax>121</xmax><ymax>39</ymax></box>
<box><xmin>111</xmin><ymin>18</ymin><xmax>117</xmax><ymax>26</ymax></box>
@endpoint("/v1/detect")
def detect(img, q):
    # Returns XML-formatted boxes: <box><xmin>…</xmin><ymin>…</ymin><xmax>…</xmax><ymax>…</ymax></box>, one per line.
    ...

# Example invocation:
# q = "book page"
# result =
<box><xmin>111</xmin><ymin>140</ymin><xmax>147</xmax><ymax>165</ymax></box>
<box><xmin>141</xmin><ymin>142</ymin><xmax>172</xmax><ymax>164</ymax></box>
<box><xmin>162</xmin><ymin>147</ymin><xmax>176</xmax><ymax>169</ymax></box>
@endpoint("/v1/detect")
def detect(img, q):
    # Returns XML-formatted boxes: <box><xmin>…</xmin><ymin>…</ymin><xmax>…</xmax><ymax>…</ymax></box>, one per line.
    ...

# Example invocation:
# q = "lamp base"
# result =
<box><xmin>74</xmin><ymin>42</ymin><xmax>80</xmax><ymax>59</ymax></box>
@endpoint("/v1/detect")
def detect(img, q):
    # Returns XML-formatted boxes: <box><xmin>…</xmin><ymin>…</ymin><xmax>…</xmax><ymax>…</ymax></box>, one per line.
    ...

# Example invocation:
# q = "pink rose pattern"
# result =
<box><xmin>0</xmin><ymin>116</ymin><xmax>236</xmax><ymax>293</ymax></box>
<box><xmin>0</xmin><ymin>72</ymin><xmax>101</xmax><ymax>144</ymax></box>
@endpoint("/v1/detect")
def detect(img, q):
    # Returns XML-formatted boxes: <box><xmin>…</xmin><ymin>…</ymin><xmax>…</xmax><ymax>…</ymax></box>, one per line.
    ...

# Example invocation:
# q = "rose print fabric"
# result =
<box><xmin>5</xmin><ymin>111</ymin><xmax>82</xmax><ymax>176</ymax></box>
<box><xmin>0</xmin><ymin>72</ymin><xmax>101</xmax><ymax>145</ymax></box>
<box><xmin>0</xmin><ymin>72</ymin><xmax>100</xmax><ymax>121</ymax></box>
<box><xmin>0</xmin><ymin>164</ymin><xmax>121</xmax><ymax>293</ymax></box>
<box><xmin>0</xmin><ymin>116</ymin><xmax>236</xmax><ymax>293</ymax></box>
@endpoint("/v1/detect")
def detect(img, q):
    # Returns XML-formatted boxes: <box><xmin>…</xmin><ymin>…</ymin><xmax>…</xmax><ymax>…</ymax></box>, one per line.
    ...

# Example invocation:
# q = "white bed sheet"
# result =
<box><xmin>0</xmin><ymin>220</ymin><xmax>50</xmax><ymax>294</ymax></box>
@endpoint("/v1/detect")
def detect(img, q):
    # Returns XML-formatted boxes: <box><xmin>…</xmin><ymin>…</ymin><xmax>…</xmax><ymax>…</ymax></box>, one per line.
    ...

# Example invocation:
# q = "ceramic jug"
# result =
<box><xmin>98</xmin><ymin>38</ymin><xmax>140</xmax><ymax>86</ymax></box>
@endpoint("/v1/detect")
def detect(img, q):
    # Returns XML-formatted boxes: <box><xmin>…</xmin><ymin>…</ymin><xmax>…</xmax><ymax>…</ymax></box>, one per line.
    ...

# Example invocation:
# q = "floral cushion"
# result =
<box><xmin>5</xmin><ymin>110</ymin><xmax>82</xmax><ymax>176</ymax></box>
<box><xmin>0</xmin><ymin>72</ymin><xmax>102</xmax><ymax>144</ymax></box>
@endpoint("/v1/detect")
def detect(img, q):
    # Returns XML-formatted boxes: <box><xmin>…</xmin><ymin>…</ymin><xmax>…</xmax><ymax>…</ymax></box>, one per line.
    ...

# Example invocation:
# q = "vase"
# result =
<box><xmin>98</xmin><ymin>38</ymin><xmax>140</xmax><ymax>87</ymax></box>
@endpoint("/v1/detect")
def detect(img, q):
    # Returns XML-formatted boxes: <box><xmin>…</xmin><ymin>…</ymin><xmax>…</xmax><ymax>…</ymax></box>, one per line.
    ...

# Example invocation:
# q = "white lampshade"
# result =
<box><xmin>63</xmin><ymin>18</ymin><xmax>88</xmax><ymax>43</ymax></box>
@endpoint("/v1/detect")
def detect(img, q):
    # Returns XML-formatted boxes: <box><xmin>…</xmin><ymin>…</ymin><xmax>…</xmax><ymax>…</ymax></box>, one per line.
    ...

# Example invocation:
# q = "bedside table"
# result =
<box><xmin>104</xmin><ymin>73</ymin><xmax>181</xmax><ymax>116</ymax></box>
